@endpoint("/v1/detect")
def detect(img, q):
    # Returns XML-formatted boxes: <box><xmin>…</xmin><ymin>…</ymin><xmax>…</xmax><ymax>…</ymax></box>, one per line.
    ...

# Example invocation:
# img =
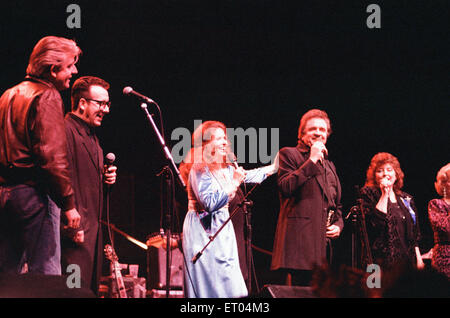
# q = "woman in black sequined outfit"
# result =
<box><xmin>359</xmin><ymin>152</ymin><xmax>424</xmax><ymax>271</ymax></box>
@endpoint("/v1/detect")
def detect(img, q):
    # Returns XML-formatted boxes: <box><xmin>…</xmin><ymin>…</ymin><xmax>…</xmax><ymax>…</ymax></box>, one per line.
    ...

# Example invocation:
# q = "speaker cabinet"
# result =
<box><xmin>147</xmin><ymin>246</ymin><xmax>184</xmax><ymax>290</ymax></box>
<box><xmin>260</xmin><ymin>284</ymin><xmax>316</xmax><ymax>298</ymax></box>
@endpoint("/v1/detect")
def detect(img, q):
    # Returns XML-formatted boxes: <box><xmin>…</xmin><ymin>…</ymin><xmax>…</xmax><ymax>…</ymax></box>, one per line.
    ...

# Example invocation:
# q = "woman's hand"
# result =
<box><xmin>376</xmin><ymin>177</ymin><xmax>395</xmax><ymax>213</ymax></box>
<box><xmin>379</xmin><ymin>177</ymin><xmax>394</xmax><ymax>196</ymax></box>
<box><xmin>415</xmin><ymin>246</ymin><xmax>425</xmax><ymax>270</ymax></box>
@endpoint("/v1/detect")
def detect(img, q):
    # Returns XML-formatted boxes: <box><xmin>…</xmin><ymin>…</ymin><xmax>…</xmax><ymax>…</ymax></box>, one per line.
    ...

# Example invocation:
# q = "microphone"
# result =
<box><xmin>226</xmin><ymin>152</ymin><xmax>239</xmax><ymax>169</ymax></box>
<box><xmin>312</xmin><ymin>141</ymin><xmax>327</xmax><ymax>164</ymax></box>
<box><xmin>105</xmin><ymin>153</ymin><xmax>116</xmax><ymax>191</ymax></box>
<box><xmin>105</xmin><ymin>152</ymin><xmax>116</xmax><ymax>167</ymax></box>
<box><xmin>123</xmin><ymin>86</ymin><xmax>155</xmax><ymax>104</ymax></box>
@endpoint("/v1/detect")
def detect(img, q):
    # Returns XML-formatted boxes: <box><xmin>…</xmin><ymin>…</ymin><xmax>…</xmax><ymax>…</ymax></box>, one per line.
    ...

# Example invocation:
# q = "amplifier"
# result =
<box><xmin>147</xmin><ymin>245</ymin><xmax>184</xmax><ymax>289</ymax></box>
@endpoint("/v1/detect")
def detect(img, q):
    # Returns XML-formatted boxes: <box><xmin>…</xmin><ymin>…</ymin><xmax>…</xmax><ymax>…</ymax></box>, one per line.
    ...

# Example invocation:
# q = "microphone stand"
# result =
<box><xmin>156</xmin><ymin>166</ymin><xmax>174</xmax><ymax>298</ymax></box>
<box><xmin>356</xmin><ymin>197</ymin><xmax>373</xmax><ymax>268</ymax></box>
<box><xmin>137</xmin><ymin>101</ymin><xmax>185</xmax><ymax>298</ymax></box>
<box><xmin>345</xmin><ymin>191</ymin><xmax>373</xmax><ymax>269</ymax></box>
<box><xmin>191</xmin><ymin>183</ymin><xmax>259</xmax><ymax>265</ymax></box>
<box><xmin>345</xmin><ymin>206</ymin><xmax>359</xmax><ymax>268</ymax></box>
<box><xmin>139</xmin><ymin>102</ymin><xmax>186</xmax><ymax>189</ymax></box>
<box><xmin>243</xmin><ymin>198</ymin><xmax>254</xmax><ymax>294</ymax></box>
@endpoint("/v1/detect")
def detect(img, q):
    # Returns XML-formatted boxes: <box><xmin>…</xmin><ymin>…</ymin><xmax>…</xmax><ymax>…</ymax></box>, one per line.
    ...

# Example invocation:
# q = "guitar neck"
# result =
<box><xmin>112</xmin><ymin>261</ymin><xmax>127</xmax><ymax>298</ymax></box>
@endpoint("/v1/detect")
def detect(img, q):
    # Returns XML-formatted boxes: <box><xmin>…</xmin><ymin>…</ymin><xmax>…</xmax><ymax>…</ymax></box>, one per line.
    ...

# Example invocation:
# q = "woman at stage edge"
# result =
<box><xmin>428</xmin><ymin>163</ymin><xmax>450</xmax><ymax>279</ymax></box>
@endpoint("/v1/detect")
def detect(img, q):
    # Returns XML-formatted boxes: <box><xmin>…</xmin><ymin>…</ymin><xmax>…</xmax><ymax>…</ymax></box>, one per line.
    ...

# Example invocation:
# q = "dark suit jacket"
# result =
<box><xmin>61</xmin><ymin>113</ymin><xmax>104</xmax><ymax>292</ymax></box>
<box><xmin>271</xmin><ymin>144</ymin><xmax>343</xmax><ymax>271</ymax></box>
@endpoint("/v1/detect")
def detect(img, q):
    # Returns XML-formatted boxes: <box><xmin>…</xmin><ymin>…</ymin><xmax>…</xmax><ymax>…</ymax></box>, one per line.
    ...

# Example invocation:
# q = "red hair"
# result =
<box><xmin>365</xmin><ymin>152</ymin><xmax>404</xmax><ymax>194</ymax></box>
<box><xmin>179</xmin><ymin>121</ymin><xmax>230</xmax><ymax>185</ymax></box>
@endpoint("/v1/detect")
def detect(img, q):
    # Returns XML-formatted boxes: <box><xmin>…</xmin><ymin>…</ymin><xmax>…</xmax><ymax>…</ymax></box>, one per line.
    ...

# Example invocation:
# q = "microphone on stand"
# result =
<box><xmin>123</xmin><ymin>86</ymin><xmax>155</xmax><ymax>104</ymax></box>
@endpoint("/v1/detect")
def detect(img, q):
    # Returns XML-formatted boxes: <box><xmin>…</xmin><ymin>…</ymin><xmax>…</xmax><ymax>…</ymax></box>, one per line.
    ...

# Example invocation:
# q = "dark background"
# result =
<box><xmin>1</xmin><ymin>1</ymin><xmax>448</xmax><ymax>290</ymax></box>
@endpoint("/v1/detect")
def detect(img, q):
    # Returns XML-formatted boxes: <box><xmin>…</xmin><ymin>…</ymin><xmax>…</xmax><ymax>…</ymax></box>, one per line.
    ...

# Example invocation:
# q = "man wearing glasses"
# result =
<box><xmin>61</xmin><ymin>76</ymin><xmax>117</xmax><ymax>294</ymax></box>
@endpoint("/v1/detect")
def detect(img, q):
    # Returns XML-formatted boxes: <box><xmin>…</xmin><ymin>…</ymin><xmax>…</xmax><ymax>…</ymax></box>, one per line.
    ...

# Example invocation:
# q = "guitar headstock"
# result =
<box><xmin>104</xmin><ymin>244</ymin><xmax>118</xmax><ymax>262</ymax></box>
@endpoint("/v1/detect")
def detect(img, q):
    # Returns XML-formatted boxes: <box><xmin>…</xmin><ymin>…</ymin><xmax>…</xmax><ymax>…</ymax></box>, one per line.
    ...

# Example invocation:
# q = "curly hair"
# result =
<box><xmin>365</xmin><ymin>152</ymin><xmax>404</xmax><ymax>194</ymax></box>
<box><xmin>434</xmin><ymin>163</ymin><xmax>450</xmax><ymax>197</ymax></box>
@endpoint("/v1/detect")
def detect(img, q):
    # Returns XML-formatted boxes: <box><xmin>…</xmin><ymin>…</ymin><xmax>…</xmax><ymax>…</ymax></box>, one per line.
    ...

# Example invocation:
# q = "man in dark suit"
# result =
<box><xmin>271</xmin><ymin>109</ymin><xmax>343</xmax><ymax>286</ymax></box>
<box><xmin>61</xmin><ymin>76</ymin><xmax>117</xmax><ymax>293</ymax></box>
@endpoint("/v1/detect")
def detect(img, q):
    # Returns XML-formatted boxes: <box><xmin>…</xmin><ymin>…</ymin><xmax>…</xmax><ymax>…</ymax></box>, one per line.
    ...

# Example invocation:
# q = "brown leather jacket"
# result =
<box><xmin>0</xmin><ymin>76</ymin><xmax>75</xmax><ymax>211</ymax></box>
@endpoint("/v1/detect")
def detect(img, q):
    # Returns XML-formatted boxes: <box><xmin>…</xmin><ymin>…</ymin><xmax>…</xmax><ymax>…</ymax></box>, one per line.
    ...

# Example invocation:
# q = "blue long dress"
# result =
<box><xmin>182</xmin><ymin>165</ymin><xmax>268</xmax><ymax>298</ymax></box>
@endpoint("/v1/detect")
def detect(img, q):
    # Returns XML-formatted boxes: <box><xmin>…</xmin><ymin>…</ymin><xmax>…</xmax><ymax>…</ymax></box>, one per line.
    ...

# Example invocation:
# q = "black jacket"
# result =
<box><xmin>271</xmin><ymin>143</ymin><xmax>343</xmax><ymax>271</ymax></box>
<box><xmin>359</xmin><ymin>186</ymin><xmax>420</xmax><ymax>268</ymax></box>
<box><xmin>61</xmin><ymin>113</ymin><xmax>104</xmax><ymax>292</ymax></box>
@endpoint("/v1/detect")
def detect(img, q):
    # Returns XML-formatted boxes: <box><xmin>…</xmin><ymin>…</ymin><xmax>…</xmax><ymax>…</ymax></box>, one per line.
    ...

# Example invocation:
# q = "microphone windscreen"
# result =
<box><xmin>123</xmin><ymin>86</ymin><xmax>133</xmax><ymax>95</ymax></box>
<box><xmin>105</xmin><ymin>152</ymin><xmax>116</xmax><ymax>164</ymax></box>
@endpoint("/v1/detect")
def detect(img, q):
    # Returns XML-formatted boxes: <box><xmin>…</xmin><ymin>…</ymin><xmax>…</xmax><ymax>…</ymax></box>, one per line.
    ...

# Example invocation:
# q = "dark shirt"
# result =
<box><xmin>375</xmin><ymin>200</ymin><xmax>412</xmax><ymax>262</ymax></box>
<box><xmin>317</xmin><ymin>162</ymin><xmax>339</xmax><ymax>214</ymax></box>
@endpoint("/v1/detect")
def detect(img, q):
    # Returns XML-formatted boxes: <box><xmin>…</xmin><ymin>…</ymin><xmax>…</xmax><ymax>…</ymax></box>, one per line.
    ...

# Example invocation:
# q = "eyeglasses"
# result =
<box><xmin>85</xmin><ymin>98</ymin><xmax>111</xmax><ymax>109</ymax></box>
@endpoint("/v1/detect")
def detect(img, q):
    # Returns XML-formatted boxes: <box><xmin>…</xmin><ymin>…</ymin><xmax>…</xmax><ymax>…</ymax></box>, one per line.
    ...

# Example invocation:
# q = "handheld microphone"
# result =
<box><xmin>105</xmin><ymin>153</ymin><xmax>116</xmax><ymax>191</ymax></box>
<box><xmin>312</xmin><ymin>141</ymin><xmax>327</xmax><ymax>164</ymax></box>
<box><xmin>105</xmin><ymin>152</ymin><xmax>116</xmax><ymax>167</ymax></box>
<box><xmin>226</xmin><ymin>152</ymin><xmax>239</xmax><ymax>169</ymax></box>
<box><xmin>123</xmin><ymin>86</ymin><xmax>155</xmax><ymax>104</ymax></box>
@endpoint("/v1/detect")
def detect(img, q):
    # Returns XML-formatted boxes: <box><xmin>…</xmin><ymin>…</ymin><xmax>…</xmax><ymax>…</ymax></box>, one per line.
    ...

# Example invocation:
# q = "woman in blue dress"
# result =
<box><xmin>179</xmin><ymin>121</ymin><xmax>277</xmax><ymax>298</ymax></box>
